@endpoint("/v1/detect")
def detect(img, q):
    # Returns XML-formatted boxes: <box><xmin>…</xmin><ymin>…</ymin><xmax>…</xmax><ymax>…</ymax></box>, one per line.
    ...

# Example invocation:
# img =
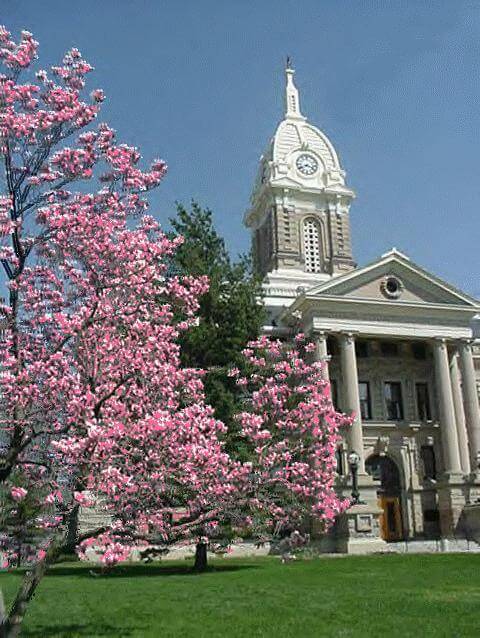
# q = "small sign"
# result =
<box><xmin>356</xmin><ymin>514</ymin><xmax>372</xmax><ymax>532</ymax></box>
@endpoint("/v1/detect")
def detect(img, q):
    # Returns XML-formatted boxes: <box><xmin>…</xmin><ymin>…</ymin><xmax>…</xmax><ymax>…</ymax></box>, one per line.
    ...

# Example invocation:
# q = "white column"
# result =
<box><xmin>449</xmin><ymin>351</ymin><xmax>471</xmax><ymax>474</ymax></box>
<box><xmin>313</xmin><ymin>331</ymin><xmax>329</xmax><ymax>381</ymax></box>
<box><xmin>433</xmin><ymin>339</ymin><xmax>462</xmax><ymax>474</ymax></box>
<box><xmin>458</xmin><ymin>340</ymin><xmax>480</xmax><ymax>470</ymax></box>
<box><xmin>339</xmin><ymin>332</ymin><xmax>365</xmax><ymax>473</ymax></box>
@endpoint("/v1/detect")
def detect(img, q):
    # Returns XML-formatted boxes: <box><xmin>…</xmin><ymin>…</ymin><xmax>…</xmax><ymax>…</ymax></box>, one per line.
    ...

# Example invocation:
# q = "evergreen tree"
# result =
<box><xmin>170</xmin><ymin>202</ymin><xmax>266</xmax><ymax>455</ymax></box>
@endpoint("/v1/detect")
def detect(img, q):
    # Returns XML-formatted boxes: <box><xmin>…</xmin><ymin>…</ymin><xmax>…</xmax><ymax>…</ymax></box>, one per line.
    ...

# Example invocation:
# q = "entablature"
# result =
<box><xmin>308</xmin><ymin>318</ymin><xmax>473</xmax><ymax>341</ymax></box>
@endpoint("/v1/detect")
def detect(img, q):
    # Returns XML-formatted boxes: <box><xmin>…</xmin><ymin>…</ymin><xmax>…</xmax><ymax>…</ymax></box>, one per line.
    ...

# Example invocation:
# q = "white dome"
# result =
<box><xmin>272</xmin><ymin>119</ymin><xmax>340</xmax><ymax>171</ymax></box>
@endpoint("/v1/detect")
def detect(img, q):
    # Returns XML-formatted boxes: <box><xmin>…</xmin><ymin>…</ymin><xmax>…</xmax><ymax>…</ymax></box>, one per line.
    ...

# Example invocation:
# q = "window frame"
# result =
<box><xmin>383</xmin><ymin>381</ymin><xmax>404</xmax><ymax>421</ymax></box>
<box><xmin>358</xmin><ymin>380</ymin><xmax>372</xmax><ymax>421</ymax></box>
<box><xmin>415</xmin><ymin>381</ymin><xmax>432</xmax><ymax>422</ymax></box>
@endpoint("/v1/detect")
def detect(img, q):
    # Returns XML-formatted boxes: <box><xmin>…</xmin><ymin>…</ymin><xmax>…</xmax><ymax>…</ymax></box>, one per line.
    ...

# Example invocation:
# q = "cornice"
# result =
<box><xmin>296</xmin><ymin>294</ymin><xmax>480</xmax><ymax>318</ymax></box>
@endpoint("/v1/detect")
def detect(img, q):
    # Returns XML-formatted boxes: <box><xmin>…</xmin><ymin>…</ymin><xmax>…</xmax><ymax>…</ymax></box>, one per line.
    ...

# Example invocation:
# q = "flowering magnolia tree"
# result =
<box><xmin>0</xmin><ymin>26</ymin><xmax>247</xmax><ymax>637</ymax></box>
<box><xmin>232</xmin><ymin>335</ymin><xmax>350</xmax><ymax>547</ymax></box>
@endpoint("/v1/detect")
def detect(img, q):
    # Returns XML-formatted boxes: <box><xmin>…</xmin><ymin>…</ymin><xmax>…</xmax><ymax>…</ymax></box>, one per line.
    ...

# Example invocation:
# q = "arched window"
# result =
<box><xmin>303</xmin><ymin>218</ymin><xmax>322</xmax><ymax>273</ymax></box>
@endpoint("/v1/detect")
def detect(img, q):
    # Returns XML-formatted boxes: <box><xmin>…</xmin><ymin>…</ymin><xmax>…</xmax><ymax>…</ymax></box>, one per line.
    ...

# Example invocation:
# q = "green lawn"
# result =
<box><xmin>1</xmin><ymin>554</ymin><xmax>479</xmax><ymax>637</ymax></box>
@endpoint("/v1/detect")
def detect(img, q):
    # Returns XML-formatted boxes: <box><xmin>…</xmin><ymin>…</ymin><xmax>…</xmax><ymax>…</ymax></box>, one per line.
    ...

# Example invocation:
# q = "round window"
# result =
<box><xmin>381</xmin><ymin>276</ymin><xmax>403</xmax><ymax>299</ymax></box>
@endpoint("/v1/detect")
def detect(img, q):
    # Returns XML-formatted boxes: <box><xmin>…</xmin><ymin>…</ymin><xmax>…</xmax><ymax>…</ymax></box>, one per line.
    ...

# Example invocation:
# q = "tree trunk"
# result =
<box><xmin>1</xmin><ymin>540</ymin><xmax>60</xmax><ymax>638</ymax></box>
<box><xmin>63</xmin><ymin>505</ymin><xmax>80</xmax><ymax>556</ymax></box>
<box><xmin>193</xmin><ymin>541</ymin><xmax>208</xmax><ymax>572</ymax></box>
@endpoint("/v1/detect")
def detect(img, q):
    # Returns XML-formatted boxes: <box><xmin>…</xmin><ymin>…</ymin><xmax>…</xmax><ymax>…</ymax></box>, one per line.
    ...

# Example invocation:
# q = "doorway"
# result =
<box><xmin>365</xmin><ymin>455</ymin><xmax>404</xmax><ymax>541</ymax></box>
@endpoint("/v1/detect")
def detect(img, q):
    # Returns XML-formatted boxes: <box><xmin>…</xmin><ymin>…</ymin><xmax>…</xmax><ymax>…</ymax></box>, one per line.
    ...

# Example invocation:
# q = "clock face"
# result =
<box><xmin>296</xmin><ymin>153</ymin><xmax>319</xmax><ymax>176</ymax></box>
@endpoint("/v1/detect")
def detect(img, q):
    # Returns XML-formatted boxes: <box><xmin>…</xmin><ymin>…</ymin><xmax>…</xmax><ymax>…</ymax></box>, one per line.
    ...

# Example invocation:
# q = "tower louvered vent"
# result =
<box><xmin>303</xmin><ymin>218</ymin><xmax>321</xmax><ymax>273</ymax></box>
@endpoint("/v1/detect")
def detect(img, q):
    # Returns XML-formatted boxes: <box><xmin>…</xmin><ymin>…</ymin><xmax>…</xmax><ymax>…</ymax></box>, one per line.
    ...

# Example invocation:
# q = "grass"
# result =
<box><xmin>1</xmin><ymin>554</ymin><xmax>479</xmax><ymax>637</ymax></box>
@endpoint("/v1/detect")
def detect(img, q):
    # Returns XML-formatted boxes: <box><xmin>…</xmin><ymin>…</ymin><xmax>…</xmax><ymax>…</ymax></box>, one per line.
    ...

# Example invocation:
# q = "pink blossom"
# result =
<box><xmin>11</xmin><ymin>487</ymin><xmax>28</xmax><ymax>502</ymax></box>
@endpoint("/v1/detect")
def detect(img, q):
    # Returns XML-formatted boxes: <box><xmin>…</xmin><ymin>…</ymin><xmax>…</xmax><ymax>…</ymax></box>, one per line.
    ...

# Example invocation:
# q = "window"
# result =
<box><xmin>335</xmin><ymin>446</ymin><xmax>345</xmax><ymax>476</ymax></box>
<box><xmin>330</xmin><ymin>379</ymin><xmax>338</xmax><ymax>410</ymax></box>
<box><xmin>359</xmin><ymin>381</ymin><xmax>372</xmax><ymax>420</ymax></box>
<box><xmin>420</xmin><ymin>445</ymin><xmax>437</xmax><ymax>479</ymax></box>
<box><xmin>381</xmin><ymin>341</ymin><xmax>399</xmax><ymax>357</ymax></box>
<box><xmin>384</xmin><ymin>382</ymin><xmax>404</xmax><ymax>421</ymax></box>
<box><xmin>303</xmin><ymin>218</ymin><xmax>322</xmax><ymax>273</ymax></box>
<box><xmin>416</xmin><ymin>383</ymin><xmax>432</xmax><ymax>421</ymax></box>
<box><xmin>412</xmin><ymin>343</ymin><xmax>427</xmax><ymax>360</ymax></box>
<box><xmin>381</xmin><ymin>276</ymin><xmax>403</xmax><ymax>299</ymax></box>
<box><xmin>356</xmin><ymin>340</ymin><xmax>369</xmax><ymax>358</ymax></box>
<box><xmin>326</xmin><ymin>337</ymin><xmax>337</xmax><ymax>356</ymax></box>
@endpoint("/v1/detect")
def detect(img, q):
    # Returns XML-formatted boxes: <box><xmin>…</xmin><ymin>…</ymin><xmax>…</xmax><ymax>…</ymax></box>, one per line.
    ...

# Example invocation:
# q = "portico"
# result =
<box><xmin>278</xmin><ymin>249</ymin><xmax>480</xmax><ymax>539</ymax></box>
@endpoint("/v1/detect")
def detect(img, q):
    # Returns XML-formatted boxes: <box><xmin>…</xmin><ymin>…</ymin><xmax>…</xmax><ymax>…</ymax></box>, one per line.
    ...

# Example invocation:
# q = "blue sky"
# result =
<box><xmin>4</xmin><ymin>1</ymin><xmax>480</xmax><ymax>296</ymax></box>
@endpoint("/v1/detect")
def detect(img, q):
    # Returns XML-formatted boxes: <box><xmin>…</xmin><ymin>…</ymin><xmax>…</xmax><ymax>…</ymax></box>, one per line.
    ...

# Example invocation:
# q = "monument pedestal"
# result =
<box><xmin>335</xmin><ymin>503</ymin><xmax>387</xmax><ymax>554</ymax></box>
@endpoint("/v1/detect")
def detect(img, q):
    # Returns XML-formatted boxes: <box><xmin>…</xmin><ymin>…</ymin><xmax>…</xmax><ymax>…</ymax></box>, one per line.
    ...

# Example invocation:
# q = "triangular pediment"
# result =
<box><xmin>306</xmin><ymin>250</ymin><xmax>479</xmax><ymax>308</ymax></box>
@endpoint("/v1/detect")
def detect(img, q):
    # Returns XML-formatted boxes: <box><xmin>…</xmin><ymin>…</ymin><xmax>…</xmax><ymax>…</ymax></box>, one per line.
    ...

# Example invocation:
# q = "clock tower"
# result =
<box><xmin>244</xmin><ymin>62</ymin><xmax>356</xmax><ymax>304</ymax></box>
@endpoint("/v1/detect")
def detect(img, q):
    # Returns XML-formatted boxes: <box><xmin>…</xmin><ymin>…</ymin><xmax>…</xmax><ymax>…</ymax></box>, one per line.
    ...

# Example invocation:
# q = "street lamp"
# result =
<box><xmin>347</xmin><ymin>450</ymin><xmax>364</xmax><ymax>505</ymax></box>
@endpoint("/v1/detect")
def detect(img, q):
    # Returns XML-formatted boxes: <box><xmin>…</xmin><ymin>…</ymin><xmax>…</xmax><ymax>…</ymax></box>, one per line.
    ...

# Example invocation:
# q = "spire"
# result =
<box><xmin>284</xmin><ymin>57</ymin><xmax>304</xmax><ymax>120</ymax></box>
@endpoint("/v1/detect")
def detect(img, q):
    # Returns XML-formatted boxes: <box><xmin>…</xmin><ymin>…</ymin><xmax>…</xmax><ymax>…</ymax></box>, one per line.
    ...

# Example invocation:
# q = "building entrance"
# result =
<box><xmin>366</xmin><ymin>455</ymin><xmax>404</xmax><ymax>541</ymax></box>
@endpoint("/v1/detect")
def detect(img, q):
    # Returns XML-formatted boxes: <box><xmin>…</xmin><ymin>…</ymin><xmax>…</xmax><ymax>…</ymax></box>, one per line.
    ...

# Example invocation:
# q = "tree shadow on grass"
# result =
<box><xmin>24</xmin><ymin>622</ymin><xmax>134</xmax><ymax>637</ymax></box>
<box><xmin>48</xmin><ymin>562</ymin><xmax>261</xmax><ymax>579</ymax></box>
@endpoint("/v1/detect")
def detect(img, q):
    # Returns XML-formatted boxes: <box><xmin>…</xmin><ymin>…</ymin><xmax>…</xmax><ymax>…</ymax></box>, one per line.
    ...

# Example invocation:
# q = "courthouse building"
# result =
<box><xmin>244</xmin><ymin>64</ymin><xmax>480</xmax><ymax>543</ymax></box>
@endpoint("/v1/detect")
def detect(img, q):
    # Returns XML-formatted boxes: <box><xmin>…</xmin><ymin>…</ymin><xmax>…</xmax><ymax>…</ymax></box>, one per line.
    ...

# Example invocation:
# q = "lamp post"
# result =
<box><xmin>347</xmin><ymin>450</ymin><xmax>364</xmax><ymax>505</ymax></box>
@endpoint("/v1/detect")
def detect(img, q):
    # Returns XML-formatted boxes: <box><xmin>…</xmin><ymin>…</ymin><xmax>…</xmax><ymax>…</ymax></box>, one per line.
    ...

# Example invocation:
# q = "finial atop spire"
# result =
<box><xmin>284</xmin><ymin>58</ymin><xmax>304</xmax><ymax>120</ymax></box>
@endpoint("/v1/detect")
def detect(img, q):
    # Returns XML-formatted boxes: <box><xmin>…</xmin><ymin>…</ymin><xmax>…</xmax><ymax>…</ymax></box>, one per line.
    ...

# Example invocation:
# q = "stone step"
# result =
<box><xmin>384</xmin><ymin>538</ymin><xmax>480</xmax><ymax>554</ymax></box>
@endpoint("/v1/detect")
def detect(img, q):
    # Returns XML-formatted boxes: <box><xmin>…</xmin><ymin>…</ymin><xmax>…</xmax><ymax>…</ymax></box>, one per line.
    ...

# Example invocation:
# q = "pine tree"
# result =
<box><xmin>170</xmin><ymin>202</ymin><xmax>266</xmax><ymax>456</ymax></box>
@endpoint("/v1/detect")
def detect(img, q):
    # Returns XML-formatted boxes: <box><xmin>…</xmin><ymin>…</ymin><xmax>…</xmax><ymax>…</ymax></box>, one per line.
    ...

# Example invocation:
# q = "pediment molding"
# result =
<box><xmin>303</xmin><ymin>251</ymin><xmax>479</xmax><ymax>309</ymax></box>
